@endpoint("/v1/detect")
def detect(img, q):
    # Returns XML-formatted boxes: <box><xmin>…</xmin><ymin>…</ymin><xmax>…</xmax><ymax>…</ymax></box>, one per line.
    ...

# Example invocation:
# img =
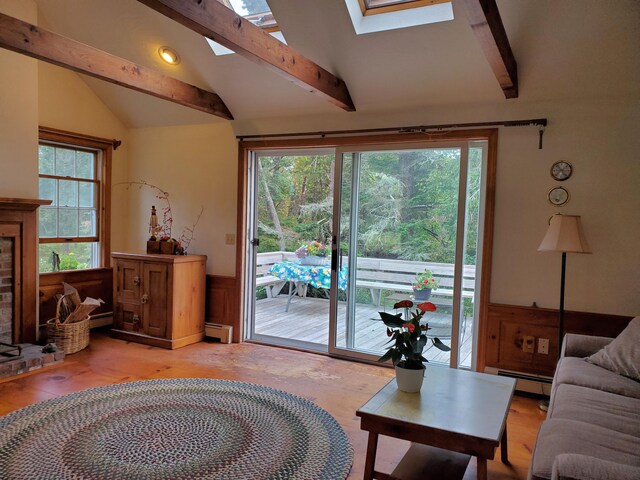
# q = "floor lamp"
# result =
<box><xmin>537</xmin><ymin>214</ymin><xmax>591</xmax><ymax>410</ymax></box>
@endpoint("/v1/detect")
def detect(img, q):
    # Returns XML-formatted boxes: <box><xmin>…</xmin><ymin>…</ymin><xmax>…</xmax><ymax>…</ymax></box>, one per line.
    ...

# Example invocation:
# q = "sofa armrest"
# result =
<box><xmin>552</xmin><ymin>454</ymin><xmax>640</xmax><ymax>480</ymax></box>
<box><xmin>561</xmin><ymin>333</ymin><xmax>613</xmax><ymax>358</ymax></box>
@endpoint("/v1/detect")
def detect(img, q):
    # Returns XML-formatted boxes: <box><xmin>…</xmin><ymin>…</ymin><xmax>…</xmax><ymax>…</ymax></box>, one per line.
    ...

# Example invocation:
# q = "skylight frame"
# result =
<box><xmin>358</xmin><ymin>0</ymin><xmax>451</xmax><ymax>16</ymax></box>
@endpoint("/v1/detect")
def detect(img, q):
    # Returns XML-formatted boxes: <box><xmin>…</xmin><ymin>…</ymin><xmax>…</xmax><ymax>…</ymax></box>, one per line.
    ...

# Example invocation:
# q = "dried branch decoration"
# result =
<box><xmin>115</xmin><ymin>180</ymin><xmax>203</xmax><ymax>252</ymax></box>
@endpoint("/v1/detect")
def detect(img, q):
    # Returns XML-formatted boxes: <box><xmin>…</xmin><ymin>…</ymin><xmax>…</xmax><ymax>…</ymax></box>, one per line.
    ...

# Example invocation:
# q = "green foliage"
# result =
<box><xmin>39</xmin><ymin>243</ymin><xmax>94</xmax><ymax>273</ymax></box>
<box><xmin>378</xmin><ymin>301</ymin><xmax>450</xmax><ymax>369</ymax></box>
<box><xmin>413</xmin><ymin>269</ymin><xmax>439</xmax><ymax>291</ymax></box>
<box><xmin>255</xmin><ymin>145</ymin><xmax>483</xmax><ymax>265</ymax></box>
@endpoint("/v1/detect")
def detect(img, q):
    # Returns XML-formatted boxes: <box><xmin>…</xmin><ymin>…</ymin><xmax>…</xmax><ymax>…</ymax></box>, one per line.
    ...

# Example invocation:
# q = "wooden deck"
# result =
<box><xmin>254</xmin><ymin>295</ymin><xmax>474</xmax><ymax>367</ymax></box>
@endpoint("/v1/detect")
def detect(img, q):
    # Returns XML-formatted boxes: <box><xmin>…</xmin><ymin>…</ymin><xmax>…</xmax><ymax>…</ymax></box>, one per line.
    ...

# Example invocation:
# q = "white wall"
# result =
<box><xmin>125</xmin><ymin>123</ymin><xmax>238</xmax><ymax>276</ymax></box>
<box><xmin>230</xmin><ymin>97</ymin><xmax>640</xmax><ymax>317</ymax></box>
<box><xmin>38</xmin><ymin>63</ymin><xmax>130</xmax><ymax>256</ymax></box>
<box><xmin>0</xmin><ymin>0</ymin><xmax>38</xmax><ymax>198</ymax></box>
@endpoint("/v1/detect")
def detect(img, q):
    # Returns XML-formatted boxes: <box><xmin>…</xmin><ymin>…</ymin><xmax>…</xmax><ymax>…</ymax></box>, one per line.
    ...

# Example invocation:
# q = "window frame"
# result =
<box><xmin>358</xmin><ymin>0</ymin><xmax>449</xmax><ymax>16</ymax></box>
<box><xmin>38</xmin><ymin>127</ymin><xmax>113</xmax><ymax>270</ymax></box>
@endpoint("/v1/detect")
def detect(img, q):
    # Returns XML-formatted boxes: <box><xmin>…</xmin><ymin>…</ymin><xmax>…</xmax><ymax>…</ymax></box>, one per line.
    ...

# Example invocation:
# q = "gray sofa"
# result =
<box><xmin>529</xmin><ymin>333</ymin><xmax>640</xmax><ymax>480</ymax></box>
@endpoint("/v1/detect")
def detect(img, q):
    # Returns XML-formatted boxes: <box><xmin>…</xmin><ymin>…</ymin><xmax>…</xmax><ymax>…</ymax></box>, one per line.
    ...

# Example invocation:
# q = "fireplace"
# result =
<box><xmin>0</xmin><ymin>198</ymin><xmax>51</xmax><ymax>344</ymax></box>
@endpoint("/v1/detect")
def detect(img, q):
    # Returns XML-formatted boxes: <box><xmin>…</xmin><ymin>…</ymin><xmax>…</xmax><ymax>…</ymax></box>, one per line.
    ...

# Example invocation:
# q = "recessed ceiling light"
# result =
<box><xmin>158</xmin><ymin>46</ymin><xmax>180</xmax><ymax>65</ymax></box>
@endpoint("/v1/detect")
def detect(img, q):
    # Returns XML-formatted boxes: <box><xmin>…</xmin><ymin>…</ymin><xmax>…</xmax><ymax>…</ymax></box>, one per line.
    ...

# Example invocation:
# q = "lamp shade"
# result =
<box><xmin>538</xmin><ymin>214</ymin><xmax>591</xmax><ymax>253</ymax></box>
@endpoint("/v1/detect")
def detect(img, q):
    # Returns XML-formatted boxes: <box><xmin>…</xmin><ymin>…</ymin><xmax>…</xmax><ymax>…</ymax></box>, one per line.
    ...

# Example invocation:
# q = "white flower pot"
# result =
<box><xmin>395</xmin><ymin>365</ymin><xmax>425</xmax><ymax>393</ymax></box>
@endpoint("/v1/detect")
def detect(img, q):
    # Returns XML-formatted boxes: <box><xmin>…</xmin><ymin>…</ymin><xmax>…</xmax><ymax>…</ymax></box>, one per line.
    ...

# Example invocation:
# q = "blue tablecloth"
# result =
<box><xmin>269</xmin><ymin>261</ymin><xmax>348</xmax><ymax>290</ymax></box>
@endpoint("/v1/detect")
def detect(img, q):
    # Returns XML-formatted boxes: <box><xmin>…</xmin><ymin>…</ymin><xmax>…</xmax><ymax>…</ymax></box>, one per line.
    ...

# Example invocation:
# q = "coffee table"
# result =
<box><xmin>356</xmin><ymin>366</ymin><xmax>516</xmax><ymax>480</ymax></box>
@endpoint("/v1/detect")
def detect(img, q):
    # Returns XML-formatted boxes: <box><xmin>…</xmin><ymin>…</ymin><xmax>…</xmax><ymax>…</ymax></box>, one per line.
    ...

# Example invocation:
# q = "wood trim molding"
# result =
<box><xmin>358</xmin><ymin>0</ymin><xmax>450</xmax><ymax>17</ymax></box>
<box><xmin>137</xmin><ymin>0</ymin><xmax>355</xmax><ymax>112</ymax></box>
<box><xmin>235</xmin><ymin>129</ymin><xmax>499</xmax><ymax>363</ymax></box>
<box><xmin>0</xmin><ymin>13</ymin><xmax>233</xmax><ymax>120</ymax></box>
<box><xmin>454</xmin><ymin>0</ymin><xmax>518</xmax><ymax>98</ymax></box>
<box><xmin>486</xmin><ymin>303</ymin><xmax>633</xmax><ymax>376</ymax></box>
<box><xmin>205</xmin><ymin>275</ymin><xmax>240</xmax><ymax>342</ymax></box>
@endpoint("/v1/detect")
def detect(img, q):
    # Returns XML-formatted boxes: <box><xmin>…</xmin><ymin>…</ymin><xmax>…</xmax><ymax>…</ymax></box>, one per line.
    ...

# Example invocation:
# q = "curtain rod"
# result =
<box><xmin>39</xmin><ymin>126</ymin><xmax>122</xmax><ymax>150</ymax></box>
<box><xmin>237</xmin><ymin>117</ymin><xmax>548</xmax><ymax>148</ymax></box>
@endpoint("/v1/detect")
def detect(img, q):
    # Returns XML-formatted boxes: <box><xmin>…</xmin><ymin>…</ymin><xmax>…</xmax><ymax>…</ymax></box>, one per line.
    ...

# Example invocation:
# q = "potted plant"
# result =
<box><xmin>378</xmin><ymin>300</ymin><xmax>450</xmax><ymax>392</ymax></box>
<box><xmin>412</xmin><ymin>269</ymin><xmax>440</xmax><ymax>301</ymax></box>
<box><xmin>295</xmin><ymin>240</ymin><xmax>330</xmax><ymax>265</ymax></box>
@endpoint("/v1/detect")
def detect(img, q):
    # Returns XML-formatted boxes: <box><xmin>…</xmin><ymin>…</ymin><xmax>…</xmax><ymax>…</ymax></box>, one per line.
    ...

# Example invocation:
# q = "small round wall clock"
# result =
<box><xmin>548</xmin><ymin>186</ymin><xmax>570</xmax><ymax>206</ymax></box>
<box><xmin>550</xmin><ymin>161</ymin><xmax>573</xmax><ymax>181</ymax></box>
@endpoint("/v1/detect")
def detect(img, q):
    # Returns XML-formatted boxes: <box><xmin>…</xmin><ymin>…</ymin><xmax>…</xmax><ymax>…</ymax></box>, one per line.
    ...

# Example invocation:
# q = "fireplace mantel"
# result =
<box><xmin>0</xmin><ymin>197</ymin><xmax>51</xmax><ymax>343</ymax></box>
<box><xmin>0</xmin><ymin>197</ymin><xmax>51</xmax><ymax>211</ymax></box>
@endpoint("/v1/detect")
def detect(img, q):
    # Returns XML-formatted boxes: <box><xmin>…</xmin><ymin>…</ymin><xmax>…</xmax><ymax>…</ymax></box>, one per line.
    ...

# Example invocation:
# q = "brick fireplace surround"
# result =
<box><xmin>0</xmin><ymin>198</ymin><xmax>51</xmax><ymax>345</ymax></box>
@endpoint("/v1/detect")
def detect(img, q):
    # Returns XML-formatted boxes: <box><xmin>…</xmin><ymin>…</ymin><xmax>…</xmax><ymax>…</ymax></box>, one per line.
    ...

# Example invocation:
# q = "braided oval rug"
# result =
<box><xmin>0</xmin><ymin>379</ymin><xmax>353</xmax><ymax>480</ymax></box>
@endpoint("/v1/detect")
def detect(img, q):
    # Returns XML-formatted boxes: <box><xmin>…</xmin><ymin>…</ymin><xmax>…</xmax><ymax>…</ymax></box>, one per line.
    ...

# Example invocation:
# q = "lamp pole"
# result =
<box><xmin>558</xmin><ymin>251</ymin><xmax>566</xmax><ymax>358</ymax></box>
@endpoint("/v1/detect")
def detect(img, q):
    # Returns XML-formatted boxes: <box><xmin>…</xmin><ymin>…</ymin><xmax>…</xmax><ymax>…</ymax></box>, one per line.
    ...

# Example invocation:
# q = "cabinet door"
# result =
<box><xmin>116</xmin><ymin>260</ymin><xmax>141</xmax><ymax>304</ymax></box>
<box><xmin>114</xmin><ymin>303</ymin><xmax>142</xmax><ymax>332</ymax></box>
<box><xmin>142</xmin><ymin>262</ymin><xmax>168</xmax><ymax>338</ymax></box>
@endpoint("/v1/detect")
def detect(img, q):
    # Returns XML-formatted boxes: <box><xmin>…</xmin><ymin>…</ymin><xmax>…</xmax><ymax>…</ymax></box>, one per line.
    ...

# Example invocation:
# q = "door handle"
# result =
<box><xmin>141</xmin><ymin>294</ymin><xmax>149</xmax><ymax>304</ymax></box>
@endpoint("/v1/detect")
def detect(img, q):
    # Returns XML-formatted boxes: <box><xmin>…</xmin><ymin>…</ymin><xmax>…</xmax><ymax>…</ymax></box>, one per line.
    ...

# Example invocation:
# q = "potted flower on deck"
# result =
<box><xmin>378</xmin><ymin>300</ymin><xmax>450</xmax><ymax>392</ymax></box>
<box><xmin>295</xmin><ymin>240</ymin><xmax>330</xmax><ymax>265</ymax></box>
<box><xmin>412</xmin><ymin>269</ymin><xmax>440</xmax><ymax>301</ymax></box>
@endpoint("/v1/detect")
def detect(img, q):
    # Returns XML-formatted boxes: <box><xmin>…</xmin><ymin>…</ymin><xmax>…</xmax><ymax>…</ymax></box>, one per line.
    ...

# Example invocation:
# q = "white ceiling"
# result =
<box><xmin>33</xmin><ymin>0</ymin><xmax>640</xmax><ymax>128</ymax></box>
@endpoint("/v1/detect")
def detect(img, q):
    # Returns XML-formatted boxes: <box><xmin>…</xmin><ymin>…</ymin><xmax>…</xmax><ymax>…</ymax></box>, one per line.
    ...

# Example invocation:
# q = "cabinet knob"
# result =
<box><xmin>132</xmin><ymin>314</ymin><xmax>140</xmax><ymax>324</ymax></box>
<box><xmin>141</xmin><ymin>294</ymin><xmax>149</xmax><ymax>304</ymax></box>
<box><xmin>133</xmin><ymin>276</ymin><xmax>141</xmax><ymax>286</ymax></box>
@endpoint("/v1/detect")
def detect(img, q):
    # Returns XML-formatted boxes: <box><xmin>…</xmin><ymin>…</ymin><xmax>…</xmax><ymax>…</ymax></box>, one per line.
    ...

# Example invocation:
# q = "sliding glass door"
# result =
<box><xmin>329</xmin><ymin>142</ymin><xmax>486</xmax><ymax>368</ymax></box>
<box><xmin>244</xmin><ymin>140</ymin><xmax>488</xmax><ymax>369</ymax></box>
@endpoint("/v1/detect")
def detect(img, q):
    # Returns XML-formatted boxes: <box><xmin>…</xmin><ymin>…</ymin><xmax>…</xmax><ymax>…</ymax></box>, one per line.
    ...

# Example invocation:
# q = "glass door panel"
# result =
<box><xmin>246</xmin><ymin>149</ymin><xmax>336</xmax><ymax>351</ymax></box>
<box><xmin>330</xmin><ymin>143</ymin><xmax>480</xmax><ymax>367</ymax></box>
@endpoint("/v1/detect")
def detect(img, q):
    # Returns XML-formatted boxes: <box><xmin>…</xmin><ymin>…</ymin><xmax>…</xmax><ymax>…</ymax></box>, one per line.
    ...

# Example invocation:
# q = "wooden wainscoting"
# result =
<box><xmin>205</xmin><ymin>275</ymin><xmax>240</xmax><ymax>342</ymax></box>
<box><xmin>39</xmin><ymin>268</ymin><xmax>113</xmax><ymax>327</ymax></box>
<box><xmin>486</xmin><ymin>303</ymin><xmax>633</xmax><ymax>377</ymax></box>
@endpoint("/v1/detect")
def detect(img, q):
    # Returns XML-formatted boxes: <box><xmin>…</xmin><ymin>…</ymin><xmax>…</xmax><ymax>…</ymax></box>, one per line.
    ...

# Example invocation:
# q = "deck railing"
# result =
<box><xmin>255</xmin><ymin>251</ymin><xmax>476</xmax><ymax>307</ymax></box>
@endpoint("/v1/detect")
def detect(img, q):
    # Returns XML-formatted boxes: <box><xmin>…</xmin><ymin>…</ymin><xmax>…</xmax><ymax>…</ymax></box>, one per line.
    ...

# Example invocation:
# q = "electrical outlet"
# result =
<box><xmin>522</xmin><ymin>335</ymin><xmax>535</xmax><ymax>353</ymax></box>
<box><xmin>538</xmin><ymin>338</ymin><xmax>550</xmax><ymax>355</ymax></box>
<box><xmin>225</xmin><ymin>233</ymin><xmax>236</xmax><ymax>245</ymax></box>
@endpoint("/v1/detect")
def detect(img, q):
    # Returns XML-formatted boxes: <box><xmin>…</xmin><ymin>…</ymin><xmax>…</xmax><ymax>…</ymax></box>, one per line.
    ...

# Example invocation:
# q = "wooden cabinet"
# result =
<box><xmin>112</xmin><ymin>253</ymin><xmax>206</xmax><ymax>349</ymax></box>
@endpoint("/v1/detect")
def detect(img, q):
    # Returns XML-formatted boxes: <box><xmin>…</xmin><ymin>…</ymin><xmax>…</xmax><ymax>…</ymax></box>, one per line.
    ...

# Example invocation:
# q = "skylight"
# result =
<box><xmin>345</xmin><ymin>0</ymin><xmax>453</xmax><ymax>34</ymax></box>
<box><xmin>221</xmin><ymin>0</ymin><xmax>278</xmax><ymax>31</ymax></box>
<box><xmin>208</xmin><ymin>0</ymin><xmax>285</xmax><ymax>56</ymax></box>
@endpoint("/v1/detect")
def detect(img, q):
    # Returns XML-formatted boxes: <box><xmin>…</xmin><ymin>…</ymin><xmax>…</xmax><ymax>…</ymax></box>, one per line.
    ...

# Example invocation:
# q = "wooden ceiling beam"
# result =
<box><xmin>0</xmin><ymin>12</ymin><xmax>234</xmax><ymax>120</ymax></box>
<box><xmin>137</xmin><ymin>0</ymin><xmax>356</xmax><ymax>112</ymax></box>
<box><xmin>455</xmin><ymin>0</ymin><xmax>518</xmax><ymax>98</ymax></box>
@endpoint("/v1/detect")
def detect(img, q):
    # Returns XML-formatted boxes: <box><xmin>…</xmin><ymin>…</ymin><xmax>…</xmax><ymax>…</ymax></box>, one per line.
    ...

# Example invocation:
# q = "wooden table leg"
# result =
<box><xmin>363</xmin><ymin>431</ymin><xmax>379</xmax><ymax>480</ymax></box>
<box><xmin>476</xmin><ymin>457</ymin><xmax>487</xmax><ymax>480</ymax></box>
<box><xmin>500</xmin><ymin>424</ymin><xmax>509</xmax><ymax>464</ymax></box>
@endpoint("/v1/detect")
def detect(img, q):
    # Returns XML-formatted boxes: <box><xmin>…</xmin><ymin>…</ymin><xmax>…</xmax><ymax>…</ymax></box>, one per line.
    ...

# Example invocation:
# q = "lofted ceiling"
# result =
<box><xmin>33</xmin><ymin>0</ymin><xmax>640</xmax><ymax>129</ymax></box>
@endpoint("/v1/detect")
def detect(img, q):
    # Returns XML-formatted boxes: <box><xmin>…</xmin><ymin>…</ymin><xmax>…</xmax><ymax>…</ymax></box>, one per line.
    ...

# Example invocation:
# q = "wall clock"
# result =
<box><xmin>550</xmin><ymin>161</ymin><xmax>573</xmax><ymax>181</ymax></box>
<box><xmin>548</xmin><ymin>186</ymin><xmax>569</xmax><ymax>206</ymax></box>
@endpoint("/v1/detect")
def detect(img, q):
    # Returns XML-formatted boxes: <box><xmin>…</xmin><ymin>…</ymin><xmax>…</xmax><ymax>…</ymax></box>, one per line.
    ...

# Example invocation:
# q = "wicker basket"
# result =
<box><xmin>46</xmin><ymin>316</ymin><xmax>90</xmax><ymax>354</ymax></box>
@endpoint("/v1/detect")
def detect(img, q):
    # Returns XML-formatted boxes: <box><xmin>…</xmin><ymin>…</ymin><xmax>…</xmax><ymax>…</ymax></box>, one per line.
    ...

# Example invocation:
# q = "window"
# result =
<box><xmin>345</xmin><ymin>0</ymin><xmax>453</xmax><ymax>34</ymax></box>
<box><xmin>208</xmin><ymin>0</ymin><xmax>286</xmax><ymax>56</ymax></box>
<box><xmin>38</xmin><ymin>128</ymin><xmax>112</xmax><ymax>273</ymax></box>
<box><xmin>359</xmin><ymin>0</ymin><xmax>449</xmax><ymax>16</ymax></box>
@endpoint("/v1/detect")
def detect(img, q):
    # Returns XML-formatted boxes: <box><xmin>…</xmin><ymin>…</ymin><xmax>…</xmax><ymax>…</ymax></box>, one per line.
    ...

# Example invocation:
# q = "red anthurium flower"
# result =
<box><xmin>417</xmin><ymin>301</ymin><xmax>436</xmax><ymax>312</ymax></box>
<box><xmin>394</xmin><ymin>300</ymin><xmax>413</xmax><ymax>309</ymax></box>
<box><xmin>403</xmin><ymin>323</ymin><xmax>415</xmax><ymax>333</ymax></box>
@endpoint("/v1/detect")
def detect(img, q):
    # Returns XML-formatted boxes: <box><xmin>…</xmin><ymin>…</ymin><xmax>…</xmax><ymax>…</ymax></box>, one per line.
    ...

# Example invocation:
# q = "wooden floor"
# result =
<box><xmin>255</xmin><ymin>296</ymin><xmax>475</xmax><ymax>367</ymax></box>
<box><xmin>0</xmin><ymin>331</ymin><xmax>545</xmax><ymax>479</ymax></box>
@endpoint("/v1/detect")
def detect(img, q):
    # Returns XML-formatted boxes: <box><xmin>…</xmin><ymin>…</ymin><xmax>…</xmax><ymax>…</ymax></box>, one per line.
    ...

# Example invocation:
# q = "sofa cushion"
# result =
<box><xmin>587</xmin><ymin>316</ymin><xmax>640</xmax><ymax>381</ymax></box>
<box><xmin>552</xmin><ymin>454</ymin><xmax>640</xmax><ymax>480</ymax></box>
<box><xmin>554</xmin><ymin>357</ymin><xmax>640</xmax><ymax>399</ymax></box>
<box><xmin>529</xmin><ymin>419</ymin><xmax>640</xmax><ymax>480</ymax></box>
<box><xmin>548</xmin><ymin>384</ymin><xmax>640</xmax><ymax>437</ymax></box>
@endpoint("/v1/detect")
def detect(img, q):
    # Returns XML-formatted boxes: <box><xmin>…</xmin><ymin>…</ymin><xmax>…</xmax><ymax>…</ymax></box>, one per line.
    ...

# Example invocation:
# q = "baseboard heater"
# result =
<box><xmin>205</xmin><ymin>323</ymin><xmax>233</xmax><ymax>344</ymax></box>
<box><xmin>484</xmin><ymin>367</ymin><xmax>553</xmax><ymax>396</ymax></box>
